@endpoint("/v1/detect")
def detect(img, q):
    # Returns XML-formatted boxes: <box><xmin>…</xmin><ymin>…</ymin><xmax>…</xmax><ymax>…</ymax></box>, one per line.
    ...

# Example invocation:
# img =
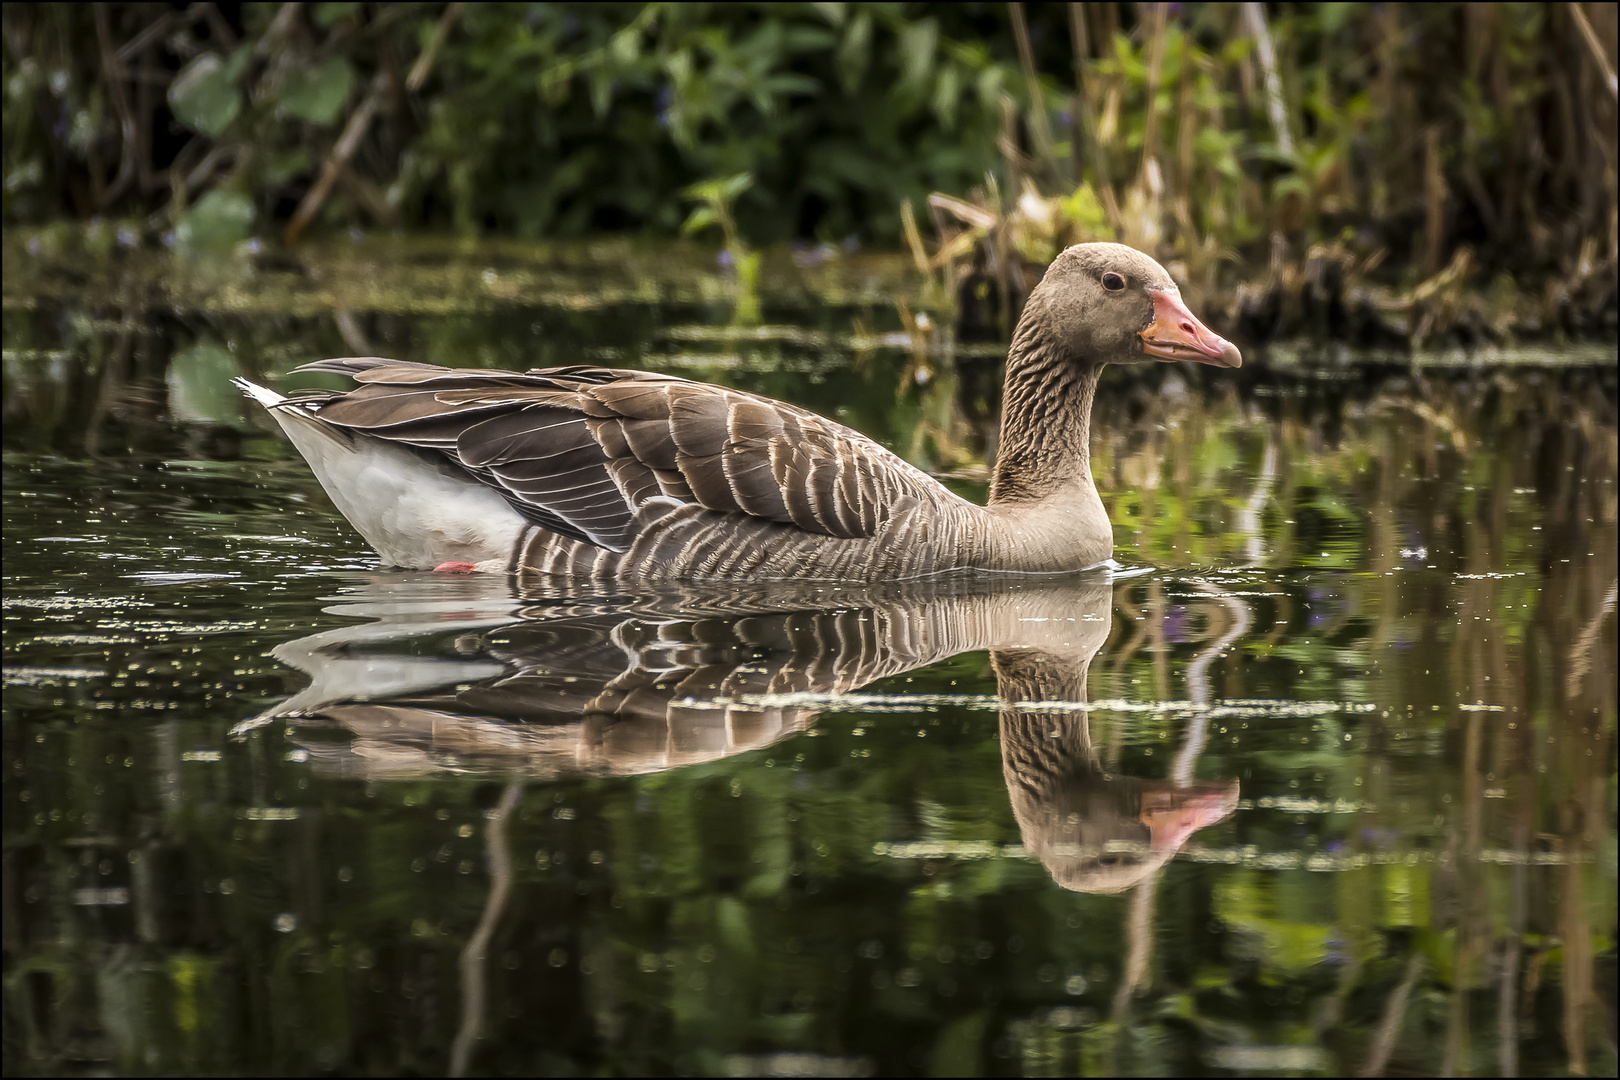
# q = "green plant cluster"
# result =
<box><xmin>2</xmin><ymin>3</ymin><xmax>1032</xmax><ymax>247</ymax></box>
<box><xmin>2</xmin><ymin>3</ymin><xmax>1615</xmax><ymax>292</ymax></box>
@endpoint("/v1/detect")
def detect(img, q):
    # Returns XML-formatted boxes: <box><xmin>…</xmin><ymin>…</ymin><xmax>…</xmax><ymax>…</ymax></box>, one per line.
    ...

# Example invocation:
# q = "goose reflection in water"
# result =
<box><xmin>237</xmin><ymin>572</ymin><xmax>1239</xmax><ymax>893</ymax></box>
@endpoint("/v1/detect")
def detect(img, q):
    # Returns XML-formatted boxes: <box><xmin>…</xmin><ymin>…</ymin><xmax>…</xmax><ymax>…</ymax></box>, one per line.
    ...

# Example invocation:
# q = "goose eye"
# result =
<box><xmin>1101</xmin><ymin>272</ymin><xmax>1125</xmax><ymax>292</ymax></box>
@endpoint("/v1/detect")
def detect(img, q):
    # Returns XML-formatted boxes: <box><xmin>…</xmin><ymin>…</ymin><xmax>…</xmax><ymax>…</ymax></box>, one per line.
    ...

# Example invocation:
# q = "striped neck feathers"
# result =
<box><xmin>990</xmin><ymin>322</ymin><xmax>1104</xmax><ymax>506</ymax></box>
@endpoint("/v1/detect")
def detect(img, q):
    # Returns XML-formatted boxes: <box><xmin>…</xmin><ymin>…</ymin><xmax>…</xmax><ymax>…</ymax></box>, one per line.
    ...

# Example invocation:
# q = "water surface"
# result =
<box><xmin>3</xmin><ymin>238</ymin><xmax>1616</xmax><ymax>1077</ymax></box>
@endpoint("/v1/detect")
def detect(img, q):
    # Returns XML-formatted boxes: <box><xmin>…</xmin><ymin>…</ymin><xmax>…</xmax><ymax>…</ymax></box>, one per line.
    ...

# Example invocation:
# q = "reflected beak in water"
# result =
<box><xmin>1141</xmin><ymin>781</ymin><xmax>1242</xmax><ymax>851</ymax></box>
<box><xmin>1139</xmin><ymin>290</ymin><xmax>1243</xmax><ymax>368</ymax></box>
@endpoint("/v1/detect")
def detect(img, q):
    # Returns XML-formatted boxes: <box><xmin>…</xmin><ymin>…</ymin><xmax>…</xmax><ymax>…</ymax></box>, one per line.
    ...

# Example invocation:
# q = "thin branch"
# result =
<box><xmin>1140</xmin><ymin>2</ymin><xmax>1169</xmax><ymax>167</ymax></box>
<box><xmin>183</xmin><ymin>143</ymin><xmax>236</xmax><ymax>197</ymax></box>
<box><xmin>94</xmin><ymin>4</ymin><xmax>138</xmax><ymax>208</ymax></box>
<box><xmin>1360</xmin><ymin>952</ymin><xmax>1425</xmax><ymax>1077</ymax></box>
<box><xmin>284</xmin><ymin>72</ymin><xmax>386</xmax><ymax>244</ymax></box>
<box><xmin>1568</xmin><ymin>2</ymin><xmax>1618</xmax><ymax>100</ymax></box>
<box><xmin>1067</xmin><ymin>2</ymin><xmax>1119</xmax><ymax>231</ymax></box>
<box><xmin>449</xmin><ymin>783</ymin><xmax>523</xmax><ymax>1078</ymax></box>
<box><xmin>1007</xmin><ymin>2</ymin><xmax>1057</xmax><ymax>172</ymax></box>
<box><xmin>287</xmin><ymin>1</ymin><xmax>462</xmax><ymax>242</ymax></box>
<box><xmin>193</xmin><ymin>1</ymin><xmax>238</xmax><ymax>51</ymax></box>
<box><xmin>254</xmin><ymin>2</ymin><xmax>305</xmax><ymax>60</ymax></box>
<box><xmin>407</xmin><ymin>1</ymin><xmax>465</xmax><ymax>92</ymax></box>
<box><xmin>1241</xmin><ymin>2</ymin><xmax>1295</xmax><ymax>156</ymax></box>
<box><xmin>1177</xmin><ymin>585</ymin><xmax>1253</xmax><ymax>786</ymax></box>
<box><xmin>117</xmin><ymin>12</ymin><xmax>177</xmax><ymax>64</ymax></box>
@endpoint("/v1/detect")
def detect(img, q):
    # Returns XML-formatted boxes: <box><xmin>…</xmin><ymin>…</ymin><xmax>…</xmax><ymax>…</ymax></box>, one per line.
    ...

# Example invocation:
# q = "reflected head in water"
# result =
<box><xmin>998</xmin><ymin>687</ymin><xmax>1239</xmax><ymax>895</ymax></box>
<box><xmin>991</xmin><ymin>606</ymin><xmax>1239</xmax><ymax>895</ymax></box>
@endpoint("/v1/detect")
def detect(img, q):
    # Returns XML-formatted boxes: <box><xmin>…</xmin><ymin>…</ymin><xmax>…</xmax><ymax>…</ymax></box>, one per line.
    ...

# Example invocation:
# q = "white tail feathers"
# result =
<box><xmin>232</xmin><ymin>377</ymin><xmax>286</xmax><ymax>409</ymax></box>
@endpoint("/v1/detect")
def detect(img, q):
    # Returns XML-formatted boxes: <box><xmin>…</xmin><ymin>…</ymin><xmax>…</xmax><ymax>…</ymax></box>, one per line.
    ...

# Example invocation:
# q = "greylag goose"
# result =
<box><xmin>236</xmin><ymin>243</ymin><xmax>1239</xmax><ymax>580</ymax></box>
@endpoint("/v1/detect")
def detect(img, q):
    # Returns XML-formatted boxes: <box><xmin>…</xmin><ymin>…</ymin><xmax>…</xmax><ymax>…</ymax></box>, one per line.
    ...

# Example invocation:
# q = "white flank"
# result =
<box><xmin>234</xmin><ymin>378</ymin><xmax>526</xmax><ymax>570</ymax></box>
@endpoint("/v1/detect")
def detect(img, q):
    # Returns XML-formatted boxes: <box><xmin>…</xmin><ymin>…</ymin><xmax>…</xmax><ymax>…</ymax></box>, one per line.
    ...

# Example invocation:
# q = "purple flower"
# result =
<box><xmin>117</xmin><ymin>228</ymin><xmax>139</xmax><ymax>248</ymax></box>
<box><xmin>717</xmin><ymin>249</ymin><xmax>733</xmax><ymax>269</ymax></box>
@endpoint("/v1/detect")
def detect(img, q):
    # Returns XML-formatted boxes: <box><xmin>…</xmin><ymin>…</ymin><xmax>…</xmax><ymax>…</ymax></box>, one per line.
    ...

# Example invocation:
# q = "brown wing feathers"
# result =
<box><xmin>284</xmin><ymin>359</ymin><xmax>930</xmax><ymax>558</ymax></box>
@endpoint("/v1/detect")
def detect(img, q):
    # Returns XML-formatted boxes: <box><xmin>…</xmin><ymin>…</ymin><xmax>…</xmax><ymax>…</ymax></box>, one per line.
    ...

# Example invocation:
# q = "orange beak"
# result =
<box><xmin>1139</xmin><ymin>290</ymin><xmax>1242</xmax><ymax>368</ymax></box>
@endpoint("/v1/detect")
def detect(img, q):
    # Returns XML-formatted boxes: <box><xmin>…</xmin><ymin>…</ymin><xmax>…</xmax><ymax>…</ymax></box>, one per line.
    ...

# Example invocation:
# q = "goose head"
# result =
<box><xmin>1021</xmin><ymin>242</ymin><xmax>1242</xmax><ymax>369</ymax></box>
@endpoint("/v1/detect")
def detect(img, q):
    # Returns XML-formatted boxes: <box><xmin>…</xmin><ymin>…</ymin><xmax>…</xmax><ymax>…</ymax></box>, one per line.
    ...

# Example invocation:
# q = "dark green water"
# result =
<box><xmin>3</xmin><ymin>237</ymin><xmax>1616</xmax><ymax>1076</ymax></box>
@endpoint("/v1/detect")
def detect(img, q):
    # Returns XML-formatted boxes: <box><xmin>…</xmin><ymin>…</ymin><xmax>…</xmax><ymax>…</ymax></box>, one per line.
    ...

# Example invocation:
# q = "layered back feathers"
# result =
<box><xmin>277</xmin><ymin>358</ymin><xmax>984</xmax><ymax>579</ymax></box>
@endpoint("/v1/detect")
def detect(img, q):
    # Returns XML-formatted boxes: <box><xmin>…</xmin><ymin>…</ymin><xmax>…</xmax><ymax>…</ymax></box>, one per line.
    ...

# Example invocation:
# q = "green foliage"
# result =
<box><xmin>0</xmin><ymin>3</ymin><xmax>1023</xmax><ymax>246</ymax></box>
<box><xmin>683</xmin><ymin>171</ymin><xmax>761</xmax><ymax>322</ymax></box>
<box><xmin>3</xmin><ymin>1</ymin><xmax>1614</xmax><ymax>293</ymax></box>
<box><xmin>174</xmin><ymin>189</ymin><xmax>255</xmax><ymax>250</ymax></box>
<box><xmin>168</xmin><ymin>54</ymin><xmax>243</xmax><ymax>137</ymax></box>
<box><xmin>396</xmin><ymin>2</ymin><xmax>1018</xmax><ymax>243</ymax></box>
<box><xmin>164</xmin><ymin>340</ymin><xmax>242</xmax><ymax>424</ymax></box>
<box><xmin>277</xmin><ymin>55</ymin><xmax>355</xmax><ymax>127</ymax></box>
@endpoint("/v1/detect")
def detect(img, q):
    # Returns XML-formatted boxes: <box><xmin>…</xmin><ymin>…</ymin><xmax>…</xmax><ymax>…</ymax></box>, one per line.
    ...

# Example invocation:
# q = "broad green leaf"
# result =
<box><xmin>589</xmin><ymin>63</ymin><xmax>613</xmax><ymax>119</ymax></box>
<box><xmin>1059</xmin><ymin>183</ymin><xmax>1109</xmax><ymax>238</ymax></box>
<box><xmin>538</xmin><ymin>61</ymin><xmax>575</xmax><ymax>106</ymax></box>
<box><xmin>176</xmin><ymin>189</ymin><xmax>255</xmax><ymax>250</ymax></box>
<box><xmin>837</xmin><ymin>12</ymin><xmax>872</xmax><ymax>94</ymax></box>
<box><xmin>810</xmin><ymin>2</ymin><xmax>846</xmax><ymax>27</ymax></box>
<box><xmin>313</xmin><ymin>2</ymin><xmax>360</xmax><ymax>28</ymax></box>
<box><xmin>931</xmin><ymin>61</ymin><xmax>961</xmax><ymax>128</ymax></box>
<box><xmin>221</xmin><ymin>43</ymin><xmax>253</xmax><ymax>83</ymax></box>
<box><xmin>783</xmin><ymin>26</ymin><xmax>837</xmax><ymax>53</ymax></box>
<box><xmin>608</xmin><ymin>27</ymin><xmax>640</xmax><ymax>67</ymax></box>
<box><xmin>898</xmin><ymin>18</ymin><xmax>938</xmax><ymax>93</ymax></box>
<box><xmin>664</xmin><ymin>49</ymin><xmax>693</xmax><ymax>89</ymax></box>
<box><xmin>261</xmin><ymin>149</ymin><xmax>311</xmax><ymax>188</ymax></box>
<box><xmin>975</xmin><ymin>65</ymin><xmax>1003</xmax><ymax>108</ymax></box>
<box><xmin>1316</xmin><ymin>2</ymin><xmax>1355</xmax><ymax>34</ymax></box>
<box><xmin>680</xmin><ymin>205</ymin><xmax>718</xmax><ymax>237</ymax></box>
<box><xmin>717</xmin><ymin>172</ymin><xmax>754</xmax><ymax>201</ymax></box>
<box><xmin>765</xmin><ymin>74</ymin><xmax>821</xmax><ymax>97</ymax></box>
<box><xmin>166</xmin><ymin>341</ymin><xmax>241</xmax><ymax>425</ymax></box>
<box><xmin>169</xmin><ymin>54</ymin><xmax>241</xmax><ymax>137</ymax></box>
<box><xmin>279</xmin><ymin>56</ymin><xmax>356</xmax><ymax>127</ymax></box>
<box><xmin>1272</xmin><ymin>174</ymin><xmax>1311</xmax><ymax>200</ymax></box>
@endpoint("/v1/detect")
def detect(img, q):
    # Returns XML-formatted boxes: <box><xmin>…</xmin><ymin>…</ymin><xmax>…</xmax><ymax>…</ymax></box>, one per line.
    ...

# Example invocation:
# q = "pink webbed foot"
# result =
<box><xmin>432</xmin><ymin>561</ymin><xmax>478</xmax><ymax>574</ymax></box>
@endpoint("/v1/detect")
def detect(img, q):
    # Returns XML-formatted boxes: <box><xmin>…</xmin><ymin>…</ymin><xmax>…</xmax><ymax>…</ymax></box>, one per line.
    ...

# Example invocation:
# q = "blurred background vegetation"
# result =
<box><xmin>3</xmin><ymin>2</ymin><xmax>1616</xmax><ymax>342</ymax></box>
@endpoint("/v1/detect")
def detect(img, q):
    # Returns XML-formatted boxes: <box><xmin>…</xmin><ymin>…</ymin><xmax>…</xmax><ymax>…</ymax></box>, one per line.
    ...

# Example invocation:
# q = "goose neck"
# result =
<box><xmin>990</xmin><ymin>337</ymin><xmax>1104</xmax><ymax>507</ymax></box>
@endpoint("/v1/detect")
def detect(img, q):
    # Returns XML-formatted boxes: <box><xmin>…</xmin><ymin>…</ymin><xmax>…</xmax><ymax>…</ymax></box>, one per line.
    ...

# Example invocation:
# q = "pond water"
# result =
<box><xmin>3</xmin><ymin>236</ymin><xmax>1616</xmax><ymax>1077</ymax></box>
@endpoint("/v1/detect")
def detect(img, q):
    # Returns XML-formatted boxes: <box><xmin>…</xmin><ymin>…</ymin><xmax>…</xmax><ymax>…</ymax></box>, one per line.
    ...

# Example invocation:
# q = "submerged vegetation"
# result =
<box><xmin>2</xmin><ymin>3</ymin><xmax>1616</xmax><ymax>346</ymax></box>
